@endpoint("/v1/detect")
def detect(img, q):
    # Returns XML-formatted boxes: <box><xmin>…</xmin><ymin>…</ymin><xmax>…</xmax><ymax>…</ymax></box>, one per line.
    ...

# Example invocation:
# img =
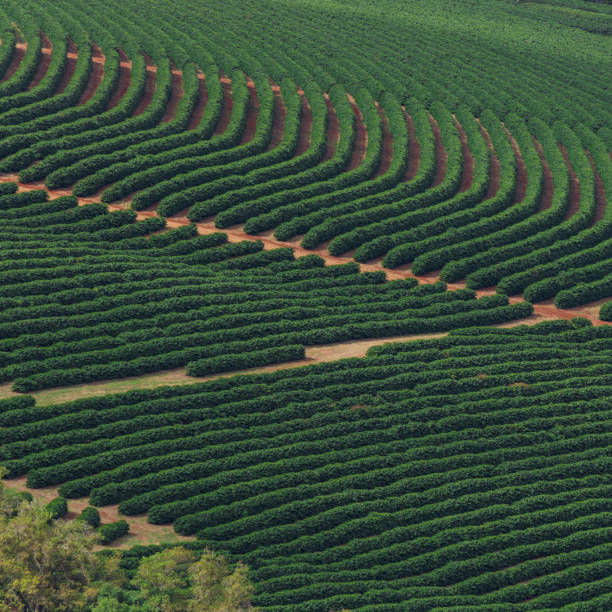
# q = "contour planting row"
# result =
<box><xmin>3</xmin><ymin>320</ymin><xmax>612</xmax><ymax>610</ymax></box>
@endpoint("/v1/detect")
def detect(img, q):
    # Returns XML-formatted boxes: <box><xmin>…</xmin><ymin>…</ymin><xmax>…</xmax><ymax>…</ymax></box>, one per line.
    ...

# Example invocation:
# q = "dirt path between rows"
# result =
<box><xmin>455</xmin><ymin>117</ymin><xmax>474</xmax><ymax>193</ymax></box>
<box><xmin>295</xmin><ymin>92</ymin><xmax>313</xmax><ymax>156</ymax></box>
<box><xmin>532</xmin><ymin>137</ymin><xmax>554</xmax><ymax>212</ymax></box>
<box><xmin>322</xmin><ymin>94</ymin><xmax>339</xmax><ymax>162</ymax></box>
<box><xmin>430</xmin><ymin>114</ymin><xmax>447</xmax><ymax>187</ymax></box>
<box><xmin>214</xmin><ymin>76</ymin><xmax>233</xmax><ymax>135</ymax></box>
<box><xmin>2</xmin><ymin>40</ymin><xmax>25</xmax><ymax>82</ymax></box>
<box><xmin>374</xmin><ymin>102</ymin><xmax>393</xmax><ymax>177</ymax></box>
<box><xmin>345</xmin><ymin>94</ymin><xmax>367</xmax><ymax>171</ymax></box>
<box><xmin>478</xmin><ymin>122</ymin><xmax>501</xmax><ymax>199</ymax></box>
<box><xmin>239</xmin><ymin>78</ymin><xmax>259</xmax><ymax>145</ymax></box>
<box><xmin>132</xmin><ymin>53</ymin><xmax>156</xmax><ymax>117</ymax></box>
<box><xmin>587</xmin><ymin>150</ymin><xmax>607</xmax><ymax>224</ymax></box>
<box><xmin>160</xmin><ymin>67</ymin><xmax>183</xmax><ymax>123</ymax></box>
<box><xmin>106</xmin><ymin>48</ymin><xmax>130</xmax><ymax>110</ymax></box>
<box><xmin>504</xmin><ymin>126</ymin><xmax>527</xmax><ymax>204</ymax></box>
<box><xmin>267</xmin><ymin>80</ymin><xmax>286</xmax><ymax>151</ymax></box>
<box><xmin>26</xmin><ymin>33</ymin><xmax>52</xmax><ymax>91</ymax></box>
<box><xmin>404</xmin><ymin>111</ymin><xmax>420</xmax><ymax>181</ymax></box>
<box><xmin>187</xmin><ymin>73</ymin><xmax>207</xmax><ymax>130</ymax></box>
<box><xmin>560</xmin><ymin>143</ymin><xmax>581</xmax><ymax>221</ymax></box>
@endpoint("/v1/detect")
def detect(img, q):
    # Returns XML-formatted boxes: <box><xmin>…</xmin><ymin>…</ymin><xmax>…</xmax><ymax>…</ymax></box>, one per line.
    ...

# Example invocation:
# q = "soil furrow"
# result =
<box><xmin>345</xmin><ymin>94</ymin><xmax>367</xmax><ymax>171</ymax></box>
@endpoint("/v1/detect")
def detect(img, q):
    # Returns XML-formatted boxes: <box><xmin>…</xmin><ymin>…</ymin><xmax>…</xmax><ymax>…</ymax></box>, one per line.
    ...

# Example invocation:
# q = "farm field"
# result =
<box><xmin>0</xmin><ymin>0</ymin><xmax>610</xmax><ymax>609</ymax></box>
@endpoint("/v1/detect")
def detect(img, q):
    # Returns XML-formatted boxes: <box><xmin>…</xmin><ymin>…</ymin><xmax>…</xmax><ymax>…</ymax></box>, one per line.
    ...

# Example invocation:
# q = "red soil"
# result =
<box><xmin>106</xmin><ymin>48</ymin><xmax>130</xmax><ymax>110</ymax></box>
<box><xmin>132</xmin><ymin>54</ymin><xmax>156</xmax><ymax>116</ymax></box>
<box><xmin>430</xmin><ymin>114</ymin><xmax>447</xmax><ymax>187</ymax></box>
<box><xmin>54</xmin><ymin>39</ymin><xmax>78</xmax><ymax>96</ymax></box>
<box><xmin>455</xmin><ymin>117</ymin><xmax>474</xmax><ymax>193</ymax></box>
<box><xmin>587</xmin><ymin>150</ymin><xmax>607</xmax><ymax>224</ymax></box>
<box><xmin>187</xmin><ymin>73</ymin><xmax>207</xmax><ymax>129</ymax></box>
<box><xmin>345</xmin><ymin>94</ymin><xmax>367</xmax><ymax>171</ymax></box>
<box><xmin>214</xmin><ymin>76</ymin><xmax>233</xmax><ymax>135</ymax></box>
<box><xmin>322</xmin><ymin>94</ymin><xmax>339</xmax><ymax>162</ymax></box>
<box><xmin>559</xmin><ymin>144</ymin><xmax>581</xmax><ymax>221</ymax></box>
<box><xmin>478</xmin><ymin>121</ymin><xmax>501</xmax><ymax>199</ymax></box>
<box><xmin>374</xmin><ymin>102</ymin><xmax>393</xmax><ymax>178</ymax></box>
<box><xmin>160</xmin><ymin>67</ymin><xmax>183</xmax><ymax>123</ymax></box>
<box><xmin>266</xmin><ymin>80</ymin><xmax>285</xmax><ymax>151</ymax></box>
<box><xmin>532</xmin><ymin>137</ymin><xmax>554</xmax><ymax>212</ymax></box>
<box><xmin>504</xmin><ymin>126</ymin><xmax>527</xmax><ymax>203</ymax></box>
<box><xmin>294</xmin><ymin>91</ymin><xmax>312</xmax><ymax>156</ymax></box>
<box><xmin>239</xmin><ymin>78</ymin><xmax>259</xmax><ymax>144</ymax></box>
<box><xmin>2</xmin><ymin>41</ymin><xmax>26</xmax><ymax>82</ymax></box>
<box><xmin>26</xmin><ymin>33</ymin><xmax>52</xmax><ymax>91</ymax></box>
<box><xmin>404</xmin><ymin>111</ymin><xmax>420</xmax><ymax>181</ymax></box>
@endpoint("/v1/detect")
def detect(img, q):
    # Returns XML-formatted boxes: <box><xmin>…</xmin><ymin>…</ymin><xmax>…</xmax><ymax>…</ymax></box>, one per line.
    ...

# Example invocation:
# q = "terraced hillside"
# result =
<box><xmin>0</xmin><ymin>0</ymin><xmax>608</xmax><ymax>315</ymax></box>
<box><xmin>0</xmin><ymin>0</ymin><xmax>611</xmax><ymax>609</ymax></box>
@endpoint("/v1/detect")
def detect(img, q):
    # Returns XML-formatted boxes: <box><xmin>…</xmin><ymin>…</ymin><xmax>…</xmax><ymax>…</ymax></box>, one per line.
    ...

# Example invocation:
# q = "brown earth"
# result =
<box><xmin>26</xmin><ymin>33</ymin><xmax>52</xmax><ymax>91</ymax></box>
<box><xmin>132</xmin><ymin>53</ymin><xmax>156</xmax><ymax>116</ymax></box>
<box><xmin>160</xmin><ymin>67</ymin><xmax>183</xmax><ymax>123</ymax></box>
<box><xmin>2</xmin><ymin>40</ymin><xmax>26</xmax><ymax>82</ymax></box>
<box><xmin>106</xmin><ymin>48</ymin><xmax>130</xmax><ymax>110</ymax></box>
<box><xmin>57</xmin><ymin>39</ymin><xmax>79</xmax><ymax>96</ymax></box>
<box><xmin>404</xmin><ymin>111</ymin><xmax>421</xmax><ymax>181</ymax></box>
<box><xmin>266</xmin><ymin>80</ymin><xmax>286</xmax><ymax>151</ymax></box>
<box><xmin>478</xmin><ymin>121</ymin><xmax>501</xmax><ymax>199</ymax></box>
<box><xmin>75</xmin><ymin>43</ymin><xmax>101</xmax><ymax>106</ymax></box>
<box><xmin>430</xmin><ymin>113</ymin><xmax>447</xmax><ymax>187</ymax></box>
<box><xmin>239</xmin><ymin>78</ymin><xmax>259</xmax><ymax>145</ymax></box>
<box><xmin>214</xmin><ymin>76</ymin><xmax>233</xmax><ymax>135</ymax></box>
<box><xmin>455</xmin><ymin>116</ymin><xmax>474</xmax><ymax>193</ymax></box>
<box><xmin>504</xmin><ymin>125</ymin><xmax>528</xmax><ymax>203</ymax></box>
<box><xmin>186</xmin><ymin>73</ymin><xmax>207</xmax><ymax>130</ymax></box>
<box><xmin>532</xmin><ymin>136</ymin><xmax>554</xmax><ymax>212</ymax></box>
<box><xmin>559</xmin><ymin>143</ymin><xmax>581</xmax><ymax>220</ymax></box>
<box><xmin>373</xmin><ymin>102</ymin><xmax>393</xmax><ymax>178</ymax></box>
<box><xmin>345</xmin><ymin>93</ymin><xmax>367</xmax><ymax>171</ymax></box>
<box><xmin>587</xmin><ymin>149</ymin><xmax>607</xmax><ymax>224</ymax></box>
<box><xmin>322</xmin><ymin>94</ymin><xmax>339</xmax><ymax>161</ymax></box>
<box><xmin>295</xmin><ymin>91</ymin><xmax>313</xmax><ymax>156</ymax></box>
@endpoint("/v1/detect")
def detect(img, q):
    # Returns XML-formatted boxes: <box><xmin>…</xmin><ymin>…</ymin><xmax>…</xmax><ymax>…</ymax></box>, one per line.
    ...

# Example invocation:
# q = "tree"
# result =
<box><xmin>0</xmin><ymin>471</ymin><xmax>123</xmax><ymax>611</ymax></box>
<box><xmin>131</xmin><ymin>546</ymin><xmax>196</xmax><ymax>612</ymax></box>
<box><xmin>189</xmin><ymin>548</ymin><xmax>256</xmax><ymax>612</ymax></box>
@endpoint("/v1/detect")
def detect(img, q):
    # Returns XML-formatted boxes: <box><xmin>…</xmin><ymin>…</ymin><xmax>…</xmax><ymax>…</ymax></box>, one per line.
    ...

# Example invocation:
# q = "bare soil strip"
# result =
<box><xmin>404</xmin><ymin>111</ymin><xmax>420</xmax><ymax>181</ymax></box>
<box><xmin>75</xmin><ymin>43</ymin><xmax>101</xmax><ymax>106</ymax></box>
<box><xmin>106</xmin><ymin>48</ymin><xmax>130</xmax><ymax>110</ymax></box>
<box><xmin>478</xmin><ymin>121</ymin><xmax>501</xmax><ymax>199</ymax></box>
<box><xmin>322</xmin><ymin>94</ymin><xmax>339</xmax><ymax>161</ymax></box>
<box><xmin>266</xmin><ymin>80</ymin><xmax>286</xmax><ymax>151</ymax></box>
<box><xmin>2</xmin><ymin>41</ymin><xmax>26</xmax><ymax>82</ymax></box>
<box><xmin>214</xmin><ymin>76</ymin><xmax>233</xmax><ymax>135</ymax></box>
<box><xmin>160</xmin><ymin>67</ymin><xmax>183</xmax><ymax>123</ymax></box>
<box><xmin>57</xmin><ymin>39</ymin><xmax>79</xmax><ymax>96</ymax></box>
<box><xmin>186</xmin><ymin>73</ymin><xmax>207</xmax><ymax>130</ymax></box>
<box><xmin>504</xmin><ymin>126</ymin><xmax>528</xmax><ymax>203</ymax></box>
<box><xmin>430</xmin><ymin>114</ymin><xmax>447</xmax><ymax>187</ymax></box>
<box><xmin>373</xmin><ymin>102</ymin><xmax>393</xmax><ymax>177</ymax></box>
<box><xmin>26</xmin><ymin>33</ymin><xmax>52</xmax><ymax>91</ymax></box>
<box><xmin>587</xmin><ymin>150</ymin><xmax>607</xmax><ymax>224</ymax></box>
<box><xmin>532</xmin><ymin>136</ymin><xmax>554</xmax><ymax>212</ymax></box>
<box><xmin>455</xmin><ymin>117</ymin><xmax>474</xmax><ymax>193</ymax></box>
<box><xmin>239</xmin><ymin>79</ymin><xmax>259</xmax><ymax>145</ymax></box>
<box><xmin>559</xmin><ymin>144</ymin><xmax>581</xmax><ymax>221</ymax></box>
<box><xmin>345</xmin><ymin>94</ymin><xmax>367</xmax><ymax>171</ymax></box>
<box><xmin>132</xmin><ymin>53</ymin><xmax>156</xmax><ymax>117</ymax></box>
<box><xmin>294</xmin><ymin>91</ymin><xmax>312</xmax><ymax>155</ymax></box>
<box><xmin>3</xmin><ymin>475</ymin><xmax>195</xmax><ymax>550</ymax></box>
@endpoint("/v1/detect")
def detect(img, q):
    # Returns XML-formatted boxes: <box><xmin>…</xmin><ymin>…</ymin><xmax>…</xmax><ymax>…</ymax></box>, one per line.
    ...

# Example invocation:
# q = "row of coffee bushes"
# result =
<box><xmin>302</xmin><ymin>101</ymin><xmax>459</xmax><ymax>256</ymax></box>
<box><xmin>351</xmin><ymin>105</ymin><xmax>491</xmax><ymax>264</ymax></box>
<box><xmin>411</xmin><ymin>113</ymin><xmax>542</xmax><ymax>277</ymax></box>
<box><xmin>244</xmin><ymin>91</ymin><xmax>408</xmax><ymax>237</ymax></box>
<box><xmin>186</xmin><ymin>84</ymin><xmax>355</xmax><ymax>222</ymax></box>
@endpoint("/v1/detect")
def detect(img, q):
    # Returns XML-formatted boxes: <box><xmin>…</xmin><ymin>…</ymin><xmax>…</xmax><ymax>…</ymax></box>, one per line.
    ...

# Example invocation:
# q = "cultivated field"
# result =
<box><xmin>0</xmin><ymin>0</ymin><xmax>610</xmax><ymax>609</ymax></box>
